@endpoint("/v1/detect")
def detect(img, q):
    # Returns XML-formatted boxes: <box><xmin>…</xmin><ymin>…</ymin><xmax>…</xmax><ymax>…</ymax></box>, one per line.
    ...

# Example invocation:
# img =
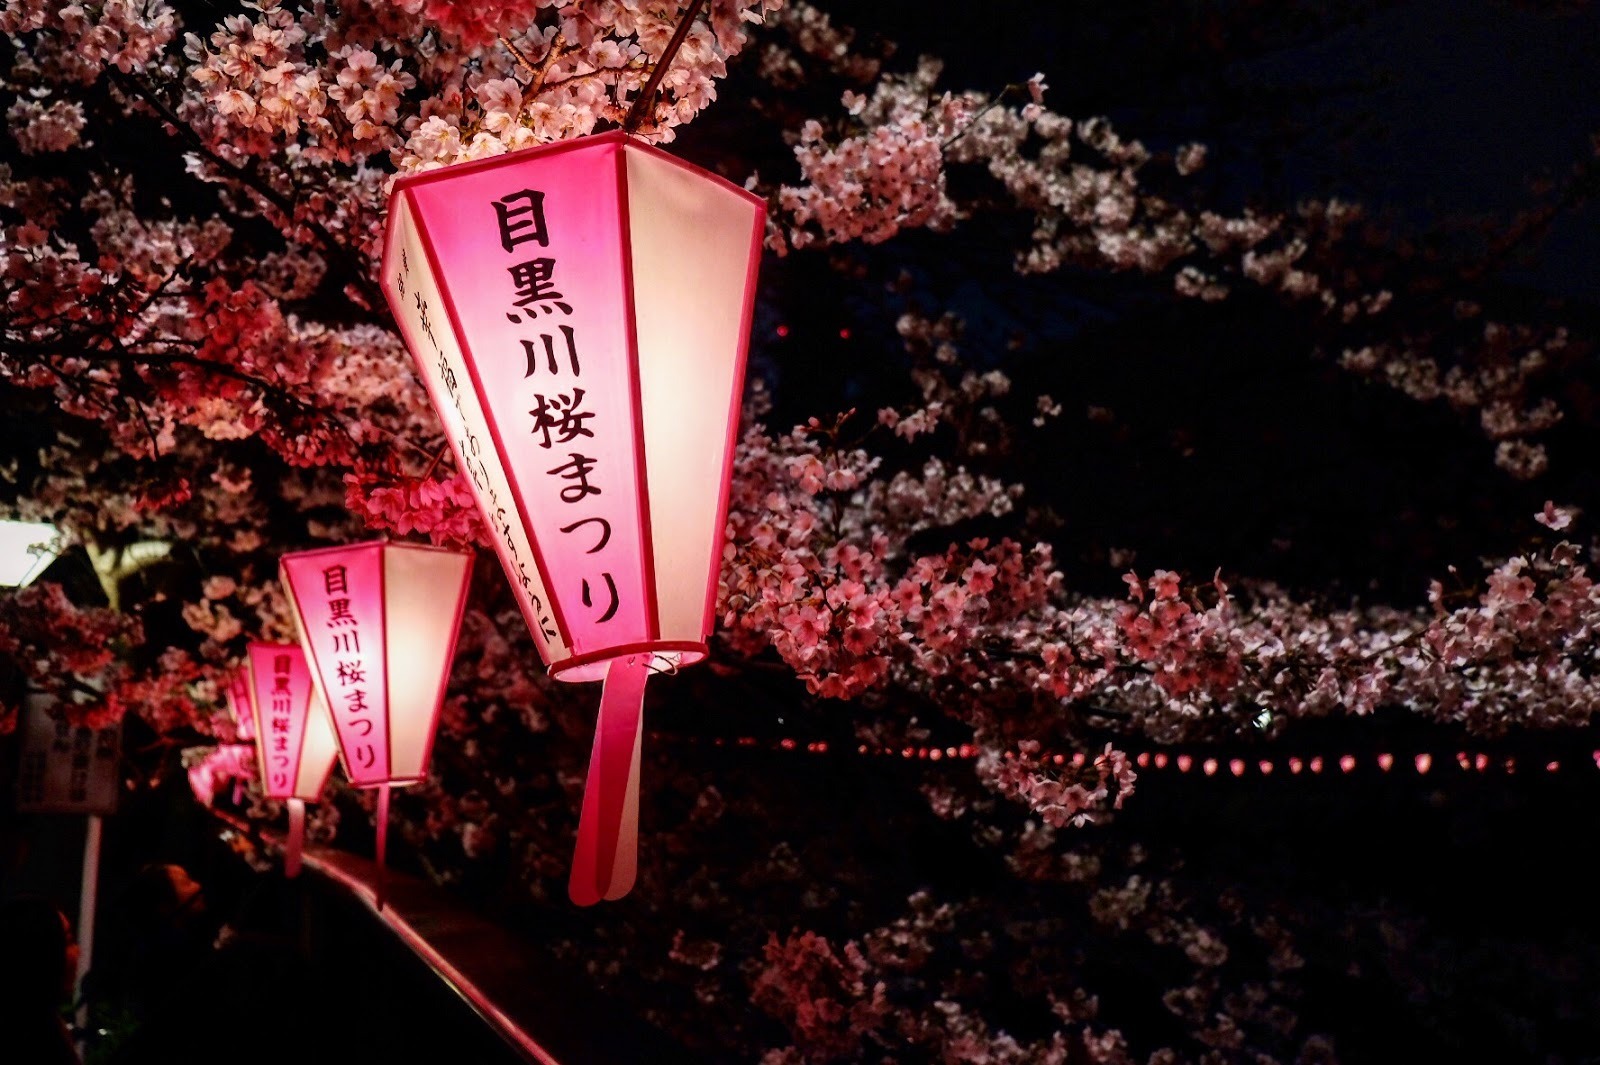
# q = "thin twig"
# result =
<box><xmin>500</xmin><ymin>32</ymin><xmax>569</xmax><ymax>96</ymax></box>
<box><xmin>419</xmin><ymin>445</ymin><xmax>451</xmax><ymax>480</ymax></box>
<box><xmin>624</xmin><ymin>0</ymin><xmax>708</xmax><ymax>133</ymax></box>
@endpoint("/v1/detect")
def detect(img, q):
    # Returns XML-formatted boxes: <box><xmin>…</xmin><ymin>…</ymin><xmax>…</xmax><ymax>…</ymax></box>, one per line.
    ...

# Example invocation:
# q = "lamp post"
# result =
<box><xmin>380</xmin><ymin>131</ymin><xmax>764</xmax><ymax>904</ymax></box>
<box><xmin>244</xmin><ymin>642</ymin><xmax>340</xmax><ymax>876</ymax></box>
<box><xmin>279</xmin><ymin>540</ymin><xmax>473</xmax><ymax>904</ymax></box>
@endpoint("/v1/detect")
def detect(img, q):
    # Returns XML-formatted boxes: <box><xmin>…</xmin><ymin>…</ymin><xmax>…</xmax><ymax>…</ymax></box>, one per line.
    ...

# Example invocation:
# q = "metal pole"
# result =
<box><xmin>374</xmin><ymin>784</ymin><xmax>390</xmax><ymax>911</ymax></box>
<box><xmin>74</xmin><ymin>813</ymin><xmax>102</xmax><ymax>1042</ymax></box>
<box><xmin>285</xmin><ymin>798</ymin><xmax>305</xmax><ymax>878</ymax></box>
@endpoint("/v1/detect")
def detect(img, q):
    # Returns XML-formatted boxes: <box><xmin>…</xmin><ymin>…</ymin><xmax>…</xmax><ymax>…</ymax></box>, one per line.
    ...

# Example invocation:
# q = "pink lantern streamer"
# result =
<box><xmin>279</xmin><ymin>540</ymin><xmax>473</xmax><ymax>907</ymax></box>
<box><xmin>380</xmin><ymin>132</ymin><xmax>763</xmax><ymax>904</ymax></box>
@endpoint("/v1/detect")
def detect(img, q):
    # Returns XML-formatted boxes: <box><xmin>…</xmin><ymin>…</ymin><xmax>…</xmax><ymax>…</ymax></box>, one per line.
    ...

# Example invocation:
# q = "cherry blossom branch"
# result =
<box><xmin>104</xmin><ymin>69</ymin><xmax>385</xmax><ymax>311</ymax></box>
<box><xmin>624</xmin><ymin>0</ymin><xmax>708</xmax><ymax>132</ymax></box>
<box><xmin>502</xmin><ymin>32</ymin><xmax>568</xmax><ymax>97</ymax></box>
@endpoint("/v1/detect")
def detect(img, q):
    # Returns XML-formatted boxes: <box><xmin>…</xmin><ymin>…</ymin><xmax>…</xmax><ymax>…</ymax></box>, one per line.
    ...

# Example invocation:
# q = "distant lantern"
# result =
<box><xmin>245</xmin><ymin>642</ymin><xmax>340</xmax><ymax>875</ymax></box>
<box><xmin>0</xmin><ymin>520</ymin><xmax>63</xmax><ymax>587</ymax></box>
<box><xmin>279</xmin><ymin>540</ymin><xmax>473</xmax><ymax>898</ymax></box>
<box><xmin>379</xmin><ymin>131</ymin><xmax>764</xmax><ymax>905</ymax></box>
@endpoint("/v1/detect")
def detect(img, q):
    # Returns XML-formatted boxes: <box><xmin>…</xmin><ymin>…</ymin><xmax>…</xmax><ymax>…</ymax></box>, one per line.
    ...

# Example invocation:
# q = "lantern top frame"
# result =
<box><xmin>379</xmin><ymin>131</ymin><xmax>766</xmax><ymax>683</ymax></box>
<box><xmin>382</xmin><ymin>128</ymin><xmax>766</xmax><ymax>212</ymax></box>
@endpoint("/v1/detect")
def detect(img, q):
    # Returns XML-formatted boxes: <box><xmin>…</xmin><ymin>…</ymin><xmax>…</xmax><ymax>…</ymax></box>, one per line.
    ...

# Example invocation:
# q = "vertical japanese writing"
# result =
<box><xmin>491</xmin><ymin>187</ymin><xmax>620</xmax><ymax>628</ymax></box>
<box><xmin>395</xmin><ymin>218</ymin><xmax>558</xmax><ymax>643</ymax></box>
<box><xmin>322</xmin><ymin>564</ymin><xmax>377</xmax><ymax>773</ymax></box>
<box><xmin>67</xmin><ymin>725</ymin><xmax>90</xmax><ymax>803</ymax></box>
<box><xmin>270</xmin><ymin>652</ymin><xmax>294</xmax><ymax>792</ymax></box>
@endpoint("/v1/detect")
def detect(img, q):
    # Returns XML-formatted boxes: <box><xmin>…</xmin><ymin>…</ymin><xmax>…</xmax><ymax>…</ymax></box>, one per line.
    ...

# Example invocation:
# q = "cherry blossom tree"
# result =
<box><xmin>4</xmin><ymin>0</ymin><xmax>1599</xmax><ymax>1060</ymax></box>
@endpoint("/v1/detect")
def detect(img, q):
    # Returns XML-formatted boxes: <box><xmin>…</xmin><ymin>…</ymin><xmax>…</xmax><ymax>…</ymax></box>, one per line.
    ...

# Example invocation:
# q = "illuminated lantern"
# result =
<box><xmin>245</xmin><ymin>642</ymin><xmax>340</xmax><ymax>875</ymax></box>
<box><xmin>279</xmin><ymin>540</ymin><xmax>473</xmax><ymax>895</ymax></box>
<box><xmin>379</xmin><ymin>131</ymin><xmax>764</xmax><ymax>905</ymax></box>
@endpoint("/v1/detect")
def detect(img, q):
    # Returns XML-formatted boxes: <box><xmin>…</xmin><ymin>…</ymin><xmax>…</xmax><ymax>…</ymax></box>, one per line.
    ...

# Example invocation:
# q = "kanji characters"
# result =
<box><xmin>529</xmin><ymin>388</ymin><xmax>595</xmax><ymax>448</ymax></box>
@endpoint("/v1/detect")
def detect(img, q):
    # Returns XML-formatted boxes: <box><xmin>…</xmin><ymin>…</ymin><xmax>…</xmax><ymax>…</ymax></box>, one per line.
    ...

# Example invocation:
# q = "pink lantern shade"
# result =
<box><xmin>279</xmin><ymin>540</ymin><xmax>473</xmax><ymax>789</ymax></box>
<box><xmin>245</xmin><ymin>642</ymin><xmax>339</xmax><ymax>802</ymax></box>
<box><xmin>379</xmin><ymin>131</ymin><xmax>763</xmax><ymax>904</ymax></box>
<box><xmin>223</xmin><ymin>668</ymin><xmax>254</xmax><ymax>741</ymax></box>
<box><xmin>379</xmin><ymin>130</ymin><xmax>763</xmax><ymax>681</ymax></box>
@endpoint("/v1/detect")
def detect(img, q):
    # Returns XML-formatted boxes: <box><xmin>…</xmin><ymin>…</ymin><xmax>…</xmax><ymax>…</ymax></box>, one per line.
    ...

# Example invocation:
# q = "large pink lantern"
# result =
<box><xmin>279</xmin><ymin>540</ymin><xmax>473</xmax><ymax>895</ymax></box>
<box><xmin>245</xmin><ymin>642</ymin><xmax>340</xmax><ymax>875</ymax></box>
<box><xmin>379</xmin><ymin>131</ymin><xmax>764</xmax><ymax>904</ymax></box>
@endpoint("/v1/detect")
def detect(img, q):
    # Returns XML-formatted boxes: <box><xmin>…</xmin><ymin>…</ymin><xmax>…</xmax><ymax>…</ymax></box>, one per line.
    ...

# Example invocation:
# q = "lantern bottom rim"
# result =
<box><xmin>351</xmin><ymin>776</ymin><xmax>426</xmax><ymax>789</ymax></box>
<box><xmin>548</xmin><ymin>641</ymin><xmax>709</xmax><ymax>683</ymax></box>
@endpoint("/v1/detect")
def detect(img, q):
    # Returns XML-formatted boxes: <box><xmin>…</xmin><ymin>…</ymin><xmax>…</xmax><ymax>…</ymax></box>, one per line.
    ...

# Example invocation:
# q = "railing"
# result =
<box><xmin>212</xmin><ymin>811</ymin><xmax>695</xmax><ymax>1065</ymax></box>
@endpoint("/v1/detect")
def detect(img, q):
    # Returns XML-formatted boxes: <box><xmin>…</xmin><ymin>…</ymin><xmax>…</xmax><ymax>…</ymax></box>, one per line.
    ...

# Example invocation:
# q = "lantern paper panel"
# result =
<box><xmin>245</xmin><ymin>642</ymin><xmax>339</xmax><ymax>803</ymax></box>
<box><xmin>380</xmin><ymin>130</ymin><xmax>764</xmax><ymax>682</ymax></box>
<box><xmin>279</xmin><ymin>540</ymin><xmax>473</xmax><ymax>789</ymax></box>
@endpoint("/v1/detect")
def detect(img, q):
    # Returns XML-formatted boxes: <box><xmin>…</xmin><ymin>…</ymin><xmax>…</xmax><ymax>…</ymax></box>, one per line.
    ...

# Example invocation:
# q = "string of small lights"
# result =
<box><xmin>646</xmin><ymin>733</ymin><xmax>1600</xmax><ymax>776</ymax></box>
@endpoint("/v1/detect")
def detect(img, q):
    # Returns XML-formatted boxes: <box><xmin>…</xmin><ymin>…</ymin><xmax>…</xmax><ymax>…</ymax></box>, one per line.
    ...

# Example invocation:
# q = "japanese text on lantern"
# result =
<box><xmin>494</xmin><ymin>189</ymin><xmax>619</xmax><ymax>626</ymax></box>
<box><xmin>396</xmin><ymin>243</ymin><xmax>558</xmax><ymax>643</ymax></box>
<box><xmin>321</xmin><ymin>564</ymin><xmax>377</xmax><ymax>771</ymax></box>
<box><xmin>270</xmin><ymin>652</ymin><xmax>294</xmax><ymax>791</ymax></box>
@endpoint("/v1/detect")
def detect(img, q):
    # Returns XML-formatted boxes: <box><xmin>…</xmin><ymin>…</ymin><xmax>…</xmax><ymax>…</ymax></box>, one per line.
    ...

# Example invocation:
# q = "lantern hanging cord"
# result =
<box><xmin>623</xmin><ymin>0</ymin><xmax>709</xmax><ymax>134</ymax></box>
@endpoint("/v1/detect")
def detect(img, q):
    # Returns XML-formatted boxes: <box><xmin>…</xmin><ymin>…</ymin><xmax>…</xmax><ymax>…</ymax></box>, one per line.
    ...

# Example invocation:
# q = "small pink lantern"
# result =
<box><xmin>379</xmin><ymin>131</ymin><xmax>763</xmax><ymax>904</ymax></box>
<box><xmin>245</xmin><ymin>642</ymin><xmax>340</xmax><ymax>875</ymax></box>
<box><xmin>279</xmin><ymin>540</ymin><xmax>473</xmax><ymax>896</ymax></box>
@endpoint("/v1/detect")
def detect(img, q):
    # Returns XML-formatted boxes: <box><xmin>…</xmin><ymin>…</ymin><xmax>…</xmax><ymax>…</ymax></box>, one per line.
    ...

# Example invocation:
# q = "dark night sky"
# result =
<box><xmin>730</xmin><ymin>0</ymin><xmax>1600</xmax><ymax>604</ymax></box>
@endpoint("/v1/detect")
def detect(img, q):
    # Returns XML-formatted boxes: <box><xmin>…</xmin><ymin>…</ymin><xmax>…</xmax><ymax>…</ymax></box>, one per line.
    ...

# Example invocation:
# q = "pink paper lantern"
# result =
<box><xmin>379</xmin><ymin>132</ymin><xmax>763</xmax><ymax>905</ymax></box>
<box><xmin>244</xmin><ymin>643</ymin><xmax>338</xmax><ymax>803</ymax></box>
<box><xmin>279</xmin><ymin>541</ymin><xmax>473</xmax><ymax>790</ymax></box>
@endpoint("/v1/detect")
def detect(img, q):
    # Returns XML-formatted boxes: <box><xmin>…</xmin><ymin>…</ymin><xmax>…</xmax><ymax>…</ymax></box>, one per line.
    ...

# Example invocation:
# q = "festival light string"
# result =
<box><xmin>643</xmin><ymin>732</ymin><xmax>1595</xmax><ymax>776</ymax></box>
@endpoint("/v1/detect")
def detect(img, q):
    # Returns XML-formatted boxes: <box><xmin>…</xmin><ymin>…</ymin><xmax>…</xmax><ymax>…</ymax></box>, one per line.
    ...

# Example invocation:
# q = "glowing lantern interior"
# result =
<box><xmin>279</xmin><ymin>541</ymin><xmax>473</xmax><ymax>788</ymax></box>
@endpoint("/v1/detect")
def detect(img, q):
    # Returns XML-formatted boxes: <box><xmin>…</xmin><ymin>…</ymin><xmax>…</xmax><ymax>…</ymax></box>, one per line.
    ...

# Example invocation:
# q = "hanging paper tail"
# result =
<box><xmin>286</xmin><ymin>798</ymin><xmax>305</xmax><ymax>879</ymax></box>
<box><xmin>570</xmin><ymin>655</ymin><xmax>650</xmax><ymax>906</ymax></box>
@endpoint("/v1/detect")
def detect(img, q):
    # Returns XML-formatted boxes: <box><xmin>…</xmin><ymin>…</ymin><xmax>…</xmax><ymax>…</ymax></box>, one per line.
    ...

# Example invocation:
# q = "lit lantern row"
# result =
<box><xmin>213</xmin><ymin>542</ymin><xmax>472</xmax><ymax>880</ymax></box>
<box><xmin>655</xmin><ymin>736</ymin><xmax>1583</xmax><ymax>777</ymax></box>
